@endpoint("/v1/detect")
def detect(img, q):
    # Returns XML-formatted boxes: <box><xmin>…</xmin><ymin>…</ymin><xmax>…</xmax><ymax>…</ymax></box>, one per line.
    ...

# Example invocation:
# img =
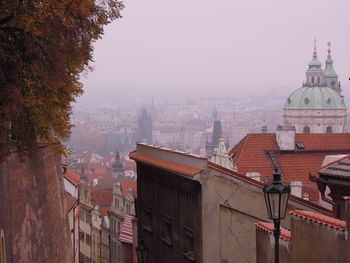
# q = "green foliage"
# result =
<box><xmin>0</xmin><ymin>0</ymin><xmax>124</xmax><ymax>151</ymax></box>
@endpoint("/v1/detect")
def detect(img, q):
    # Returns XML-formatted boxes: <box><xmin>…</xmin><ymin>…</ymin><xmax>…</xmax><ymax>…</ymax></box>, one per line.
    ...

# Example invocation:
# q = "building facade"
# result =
<box><xmin>283</xmin><ymin>42</ymin><xmax>347</xmax><ymax>134</ymax></box>
<box><xmin>130</xmin><ymin>143</ymin><xmax>332</xmax><ymax>263</ymax></box>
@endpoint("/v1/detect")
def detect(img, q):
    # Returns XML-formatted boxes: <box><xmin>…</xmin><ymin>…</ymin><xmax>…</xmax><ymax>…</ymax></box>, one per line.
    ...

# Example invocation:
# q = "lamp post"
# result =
<box><xmin>136</xmin><ymin>239</ymin><xmax>148</xmax><ymax>263</ymax></box>
<box><xmin>263</xmin><ymin>169</ymin><xmax>290</xmax><ymax>263</ymax></box>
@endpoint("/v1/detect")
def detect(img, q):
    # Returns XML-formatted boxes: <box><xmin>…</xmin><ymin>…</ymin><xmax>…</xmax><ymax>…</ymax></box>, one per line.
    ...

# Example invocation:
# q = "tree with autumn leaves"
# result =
<box><xmin>0</xmin><ymin>0</ymin><xmax>124</xmax><ymax>152</ymax></box>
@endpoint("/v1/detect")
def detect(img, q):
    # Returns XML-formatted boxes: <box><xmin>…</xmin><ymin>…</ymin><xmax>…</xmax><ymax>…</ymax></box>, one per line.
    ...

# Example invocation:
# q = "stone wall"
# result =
<box><xmin>0</xmin><ymin>146</ymin><xmax>72</xmax><ymax>263</ymax></box>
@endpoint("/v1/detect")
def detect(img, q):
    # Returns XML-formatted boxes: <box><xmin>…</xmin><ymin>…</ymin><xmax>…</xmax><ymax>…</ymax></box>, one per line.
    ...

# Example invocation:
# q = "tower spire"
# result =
<box><xmin>313</xmin><ymin>38</ymin><xmax>317</xmax><ymax>58</ymax></box>
<box><xmin>324</xmin><ymin>41</ymin><xmax>341</xmax><ymax>93</ymax></box>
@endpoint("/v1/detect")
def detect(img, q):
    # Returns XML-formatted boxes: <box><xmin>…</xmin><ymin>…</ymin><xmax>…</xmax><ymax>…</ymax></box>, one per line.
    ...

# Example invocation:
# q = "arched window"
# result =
<box><xmin>311</xmin><ymin>76</ymin><xmax>314</xmax><ymax>84</ymax></box>
<box><xmin>0</xmin><ymin>229</ymin><xmax>6</xmax><ymax>263</ymax></box>
<box><xmin>303</xmin><ymin>126</ymin><xmax>310</xmax><ymax>134</ymax></box>
<box><xmin>317</xmin><ymin>77</ymin><xmax>320</xmax><ymax>84</ymax></box>
<box><xmin>326</xmin><ymin>126</ymin><xmax>333</xmax><ymax>134</ymax></box>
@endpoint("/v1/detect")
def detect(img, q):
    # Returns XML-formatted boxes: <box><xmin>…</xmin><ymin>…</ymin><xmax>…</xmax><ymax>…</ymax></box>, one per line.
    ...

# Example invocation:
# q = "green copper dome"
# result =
<box><xmin>284</xmin><ymin>86</ymin><xmax>346</xmax><ymax>110</ymax></box>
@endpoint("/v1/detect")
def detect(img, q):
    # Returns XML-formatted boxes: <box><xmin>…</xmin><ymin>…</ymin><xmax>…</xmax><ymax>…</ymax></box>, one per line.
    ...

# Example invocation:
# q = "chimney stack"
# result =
<box><xmin>276</xmin><ymin>125</ymin><xmax>296</xmax><ymax>151</ymax></box>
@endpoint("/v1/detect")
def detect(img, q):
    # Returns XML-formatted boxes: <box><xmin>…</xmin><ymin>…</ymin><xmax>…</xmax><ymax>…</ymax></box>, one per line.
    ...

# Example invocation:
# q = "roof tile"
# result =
<box><xmin>255</xmin><ymin>222</ymin><xmax>291</xmax><ymax>240</ymax></box>
<box><xmin>290</xmin><ymin>210</ymin><xmax>346</xmax><ymax>231</ymax></box>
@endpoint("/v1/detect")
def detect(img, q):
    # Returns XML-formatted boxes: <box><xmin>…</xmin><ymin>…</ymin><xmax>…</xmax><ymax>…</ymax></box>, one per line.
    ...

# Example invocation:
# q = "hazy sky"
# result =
<box><xmin>79</xmin><ymin>0</ymin><xmax>350</xmax><ymax>104</ymax></box>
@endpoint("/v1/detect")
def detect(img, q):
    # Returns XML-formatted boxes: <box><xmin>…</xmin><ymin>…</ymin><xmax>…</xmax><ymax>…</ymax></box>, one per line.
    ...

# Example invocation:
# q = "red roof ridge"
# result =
<box><xmin>343</xmin><ymin>196</ymin><xmax>350</xmax><ymax>200</ymax></box>
<box><xmin>290</xmin><ymin>210</ymin><xmax>346</xmax><ymax>231</ymax></box>
<box><xmin>255</xmin><ymin>222</ymin><xmax>291</xmax><ymax>241</ymax></box>
<box><xmin>234</xmin><ymin>135</ymin><xmax>251</xmax><ymax>164</ymax></box>
<box><xmin>129</xmin><ymin>151</ymin><xmax>203</xmax><ymax>177</ymax></box>
<box><xmin>136</xmin><ymin>143</ymin><xmax>208</xmax><ymax>160</ymax></box>
<box><xmin>64</xmin><ymin>170</ymin><xmax>80</xmax><ymax>186</ymax></box>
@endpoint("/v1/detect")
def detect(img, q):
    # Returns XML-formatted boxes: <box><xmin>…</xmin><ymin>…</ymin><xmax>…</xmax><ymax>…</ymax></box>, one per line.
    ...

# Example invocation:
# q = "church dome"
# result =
<box><xmin>284</xmin><ymin>86</ymin><xmax>346</xmax><ymax>110</ymax></box>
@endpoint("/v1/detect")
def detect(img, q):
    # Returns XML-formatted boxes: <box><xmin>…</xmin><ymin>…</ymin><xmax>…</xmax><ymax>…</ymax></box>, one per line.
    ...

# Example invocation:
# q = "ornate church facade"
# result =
<box><xmin>283</xmin><ymin>42</ymin><xmax>347</xmax><ymax>134</ymax></box>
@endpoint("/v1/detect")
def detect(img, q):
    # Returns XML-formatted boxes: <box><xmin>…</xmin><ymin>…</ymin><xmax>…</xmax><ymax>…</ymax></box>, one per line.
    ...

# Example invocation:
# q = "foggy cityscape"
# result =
<box><xmin>1</xmin><ymin>0</ymin><xmax>350</xmax><ymax>263</ymax></box>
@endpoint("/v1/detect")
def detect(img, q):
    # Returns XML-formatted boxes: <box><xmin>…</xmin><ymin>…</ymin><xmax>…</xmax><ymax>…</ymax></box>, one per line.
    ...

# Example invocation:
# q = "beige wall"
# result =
<box><xmin>199</xmin><ymin>168</ymin><xmax>331</xmax><ymax>263</ymax></box>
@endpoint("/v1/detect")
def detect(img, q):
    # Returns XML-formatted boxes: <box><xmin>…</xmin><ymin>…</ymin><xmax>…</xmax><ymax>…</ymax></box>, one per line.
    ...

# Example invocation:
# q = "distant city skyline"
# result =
<box><xmin>79</xmin><ymin>0</ymin><xmax>350</xmax><ymax>106</ymax></box>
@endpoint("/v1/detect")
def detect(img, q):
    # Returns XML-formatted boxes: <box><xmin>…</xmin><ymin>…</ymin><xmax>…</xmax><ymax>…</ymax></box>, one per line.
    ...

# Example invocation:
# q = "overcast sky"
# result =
<box><xmin>79</xmin><ymin>0</ymin><xmax>350</xmax><ymax>104</ymax></box>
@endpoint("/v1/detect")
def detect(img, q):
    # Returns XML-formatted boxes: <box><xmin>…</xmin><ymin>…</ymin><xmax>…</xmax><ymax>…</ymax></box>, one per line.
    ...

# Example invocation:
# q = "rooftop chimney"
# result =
<box><xmin>276</xmin><ymin>125</ymin><xmax>295</xmax><ymax>151</ymax></box>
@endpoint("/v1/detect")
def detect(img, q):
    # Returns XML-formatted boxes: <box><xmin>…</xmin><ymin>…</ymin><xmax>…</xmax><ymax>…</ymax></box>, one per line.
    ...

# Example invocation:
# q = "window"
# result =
<box><xmin>311</xmin><ymin>76</ymin><xmax>314</xmax><ymax>83</ymax></box>
<box><xmin>86</xmin><ymin>234</ymin><xmax>91</xmax><ymax>245</ymax></box>
<box><xmin>86</xmin><ymin>212</ymin><xmax>91</xmax><ymax>224</ymax></box>
<box><xmin>79</xmin><ymin>231</ymin><xmax>84</xmax><ymax>242</ymax></box>
<box><xmin>143</xmin><ymin>207</ymin><xmax>152</xmax><ymax>232</ymax></box>
<box><xmin>295</xmin><ymin>141</ymin><xmax>304</xmax><ymax>150</ymax></box>
<box><xmin>161</xmin><ymin>215</ymin><xmax>172</xmax><ymax>246</ymax></box>
<box><xmin>303</xmin><ymin>126</ymin><xmax>310</xmax><ymax>134</ymax></box>
<box><xmin>183</xmin><ymin>226</ymin><xmax>195</xmax><ymax>262</ymax></box>
<box><xmin>126</xmin><ymin>203</ymin><xmax>131</xmax><ymax>214</ymax></box>
<box><xmin>326</xmin><ymin>126</ymin><xmax>333</xmax><ymax>134</ymax></box>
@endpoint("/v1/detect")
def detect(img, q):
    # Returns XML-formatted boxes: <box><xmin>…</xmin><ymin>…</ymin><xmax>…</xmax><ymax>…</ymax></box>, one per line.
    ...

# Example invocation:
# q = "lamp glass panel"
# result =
<box><xmin>263</xmin><ymin>191</ymin><xmax>272</xmax><ymax>219</ymax></box>
<box><xmin>269</xmin><ymin>192</ymin><xmax>280</xmax><ymax>219</ymax></box>
<box><xmin>280</xmin><ymin>192</ymin><xmax>289</xmax><ymax>219</ymax></box>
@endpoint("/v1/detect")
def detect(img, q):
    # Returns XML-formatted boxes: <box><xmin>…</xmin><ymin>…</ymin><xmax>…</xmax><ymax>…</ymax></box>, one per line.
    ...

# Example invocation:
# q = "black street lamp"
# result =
<box><xmin>136</xmin><ymin>239</ymin><xmax>149</xmax><ymax>263</ymax></box>
<box><xmin>263</xmin><ymin>169</ymin><xmax>290</xmax><ymax>263</ymax></box>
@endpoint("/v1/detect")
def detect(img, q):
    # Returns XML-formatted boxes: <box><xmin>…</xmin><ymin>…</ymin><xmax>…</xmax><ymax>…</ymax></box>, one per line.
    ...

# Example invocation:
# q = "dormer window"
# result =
<box><xmin>327</xmin><ymin>98</ymin><xmax>331</xmax><ymax>104</ymax></box>
<box><xmin>304</xmin><ymin>98</ymin><xmax>310</xmax><ymax>105</ymax></box>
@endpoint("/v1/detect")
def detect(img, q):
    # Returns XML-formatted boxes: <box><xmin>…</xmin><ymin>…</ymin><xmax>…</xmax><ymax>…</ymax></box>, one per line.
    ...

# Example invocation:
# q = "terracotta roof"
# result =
<box><xmin>95</xmin><ymin>178</ymin><xmax>119</xmax><ymax>190</ymax></box>
<box><xmin>64</xmin><ymin>170</ymin><xmax>80</xmax><ymax>186</ymax></box>
<box><xmin>129</xmin><ymin>151</ymin><xmax>203</xmax><ymax>177</ymax></box>
<box><xmin>119</xmin><ymin>215</ymin><xmax>134</xmax><ymax>244</ymax></box>
<box><xmin>99</xmin><ymin>207</ymin><xmax>111</xmax><ymax>217</ymax></box>
<box><xmin>92</xmin><ymin>189</ymin><xmax>113</xmax><ymax>207</ymax></box>
<box><xmin>121</xmin><ymin>181</ymin><xmax>137</xmax><ymax>198</ymax></box>
<box><xmin>229</xmin><ymin>133</ymin><xmax>350</xmax><ymax>201</ymax></box>
<box><xmin>65</xmin><ymin>192</ymin><xmax>78</xmax><ymax>212</ymax></box>
<box><xmin>255</xmin><ymin>222</ymin><xmax>291</xmax><ymax>241</ymax></box>
<box><xmin>290</xmin><ymin>210</ymin><xmax>346</xmax><ymax>231</ymax></box>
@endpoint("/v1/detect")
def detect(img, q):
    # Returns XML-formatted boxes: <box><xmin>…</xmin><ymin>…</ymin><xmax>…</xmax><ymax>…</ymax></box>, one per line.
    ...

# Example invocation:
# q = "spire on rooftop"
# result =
<box><xmin>324</xmin><ymin>41</ymin><xmax>341</xmax><ymax>93</ymax></box>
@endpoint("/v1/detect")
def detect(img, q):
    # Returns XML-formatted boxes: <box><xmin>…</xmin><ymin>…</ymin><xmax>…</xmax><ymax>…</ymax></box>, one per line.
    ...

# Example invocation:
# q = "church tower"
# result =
<box><xmin>324</xmin><ymin>42</ymin><xmax>342</xmax><ymax>94</ymax></box>
<box><xmin>283</xmin><ymin>41</ymin><xmax>347</xmax><ymax>134</ymax></box>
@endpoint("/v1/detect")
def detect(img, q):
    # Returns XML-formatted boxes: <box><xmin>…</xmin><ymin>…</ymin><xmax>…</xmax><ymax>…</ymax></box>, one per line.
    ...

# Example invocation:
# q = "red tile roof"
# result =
<box><xmin>255</xmin><ymin>222</ymin><xmax>291</xmax><ymax>241</ymax></box>
<box><xmin>290</xmin><ymin>210</ymin><xmax>346</xmax><ymax>231</ymax></box>
<box><xmin>343</xmin><ymin>196</ymin><xmax>350</xmax><ymax>200</ymax></box>
<box><xmin>119</xmin><ymin>215</ymin><xmax>134</xmax><ymax>244</ymax></box>
<box><xmin>229</xmin><ymin>133</ymin><xmax>350</xmax><ymax>200</ymax></box>
<box><xmin>92</xmin><ymin>189</ymin><xmax>113</xmax><ymax>207</ymax></box>
<box><xmin>65</xmin><ymin>192</ymin><xmax>78</xmax><ymax>212</ymax></box>
<box><xmin>99</xmin><ymin>207</ymin><xmax>111</xmax><ymax>217</ymax></box>
<box><xmin>65</xmin><ymin>170</ymin><xmax>80</xmax><ymax>186</ymax></box>
<box><xmin>121</xmin><ymin>181</ymin><xmax>137</xmax><ymax>198</ymax></box>
<box><xmin>129</xmin><ymin>151</ymin><xmax>203</xmax><ymax>177</ymax></box>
